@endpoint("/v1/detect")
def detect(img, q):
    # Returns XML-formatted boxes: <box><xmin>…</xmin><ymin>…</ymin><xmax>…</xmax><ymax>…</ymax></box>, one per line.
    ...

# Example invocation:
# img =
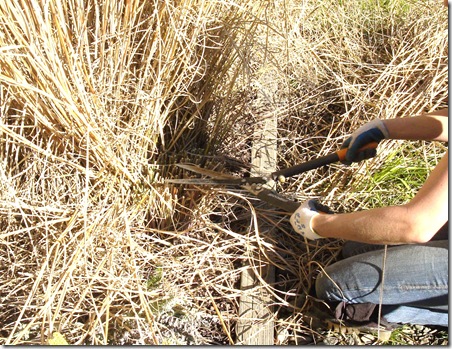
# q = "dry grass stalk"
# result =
<box><xmin>0</xmin><ymin>0</ymin><xmax>264</xmax><ymax>344</ymax></box>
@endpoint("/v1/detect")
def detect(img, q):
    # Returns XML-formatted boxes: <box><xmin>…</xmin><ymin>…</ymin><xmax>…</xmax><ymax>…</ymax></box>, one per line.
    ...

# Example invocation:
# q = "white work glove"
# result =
<box><xmin>290</xmin><ymin>199</ymin><xmax>332</xmax><ymax>240</ymax></box>
<box><xmin>341</xmin><ymin>119</ymin><xmax>389</xmax><ymax>165</ymax></box>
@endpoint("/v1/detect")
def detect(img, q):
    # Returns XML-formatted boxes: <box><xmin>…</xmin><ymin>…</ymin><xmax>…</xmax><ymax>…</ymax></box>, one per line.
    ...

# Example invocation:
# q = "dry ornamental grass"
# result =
<box><xmin>0</xmin><ymin>0</ymin><xmax>448</xmax><ymax>345</ymax></box>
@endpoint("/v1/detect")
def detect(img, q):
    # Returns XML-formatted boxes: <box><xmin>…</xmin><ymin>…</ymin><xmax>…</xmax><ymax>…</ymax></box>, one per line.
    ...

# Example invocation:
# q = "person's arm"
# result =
<box><xmin>383</xmin><ymin>108</ymin><xmax>448</xmax><ymax>142</ymax></box>
<box><xmin>342</xmin><ymin>108</ymin><xmax>448</xmax><ymax>164</ymax></box>
<box><xmin>311</xmin><ymin>151</ymin><xmax>448</xmax><ymax>244</ymax></box>
<box><xmin>291</xmin><ymin>108</ymin><xmax>449</xmax><ymax>244</ymax></box>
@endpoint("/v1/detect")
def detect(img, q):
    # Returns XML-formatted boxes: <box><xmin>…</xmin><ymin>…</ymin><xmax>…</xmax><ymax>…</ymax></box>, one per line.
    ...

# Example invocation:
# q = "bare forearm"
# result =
<box><xmin>384</xmin><ymin>108</ymin><xmax>448</xmax><ymax>142</ymax></box>
<box><xmin>312</xmin><ymin>206</ymin><xmax>416</xmax><ymax>245</ymax></box>
<box><xmin>312</xmin><ymin>152</ymin><xmax>448</xmax><ymax>244</ymax></box>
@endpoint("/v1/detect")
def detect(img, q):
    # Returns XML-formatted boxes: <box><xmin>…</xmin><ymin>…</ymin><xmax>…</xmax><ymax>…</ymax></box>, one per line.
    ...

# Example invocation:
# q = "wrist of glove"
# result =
<box><xmin>341</xmin><ymin>119</ymin><xmax>389</xmax><ymax>164</ymax></box>
<box><xmin>290</xmin><ymin>199</ymin><xmax>332</xmax><ymax>240</ymax></box>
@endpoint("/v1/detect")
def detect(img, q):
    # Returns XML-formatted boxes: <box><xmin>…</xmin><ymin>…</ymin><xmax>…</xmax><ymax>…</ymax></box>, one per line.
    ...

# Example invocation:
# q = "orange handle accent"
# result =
<box><xmin>336</xmin><ymin>142</ymin><xmax>379</xmax><ymax>161</ymax></box>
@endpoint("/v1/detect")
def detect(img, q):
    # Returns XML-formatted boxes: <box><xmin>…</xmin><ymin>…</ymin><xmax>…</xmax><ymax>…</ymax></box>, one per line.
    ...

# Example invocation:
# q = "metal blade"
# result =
<box><xmin>176</xmin><ymin>163</ymin><xmax>237</xmax><ymax>179</ymax></box>
<box><xmin>164</xmin><ymin>178</ymin><xmax>243</xmax><ymax>185</ymax></box>
<box><xmin>171</xmin><ymin>163</ymin><xmax>267</xmax><ymax>186</ymax></box>
<box><xmin>169</xmin><ymin>163</ymin><xmax>299</xmax><ymax>212</ymax></box>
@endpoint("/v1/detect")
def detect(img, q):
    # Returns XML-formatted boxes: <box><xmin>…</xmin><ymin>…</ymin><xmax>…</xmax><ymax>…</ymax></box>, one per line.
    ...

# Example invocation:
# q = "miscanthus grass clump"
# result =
<box><xmin>0</xmin><ymin>0</ymin><xmax>262</xmax><ymax>344</ymax></box>
<box><xmin>0</xmin><ymin>0</ymin><xmax>447</xmax><ymax>345</ymax></box>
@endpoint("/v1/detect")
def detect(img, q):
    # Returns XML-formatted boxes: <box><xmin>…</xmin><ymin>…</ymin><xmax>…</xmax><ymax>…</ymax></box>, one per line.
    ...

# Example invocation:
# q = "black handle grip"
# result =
<box><xmin>271</xmin><ymin>153</ymin><xmax>340</xmax><ymax>180</ymax></box>
<box><xmin>271</xmin><ymin>142</ymin><xmax>378</xmax><ymax>180</ymax></box>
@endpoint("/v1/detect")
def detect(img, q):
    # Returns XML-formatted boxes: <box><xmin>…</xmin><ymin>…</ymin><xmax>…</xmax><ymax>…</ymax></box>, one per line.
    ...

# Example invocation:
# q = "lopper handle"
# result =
<box><xmin>334</xmin><ymin>141</ymin><xmax>378</xmax><ymax>162</ymax></box>
<box><xmin>271</xmin><ymin>142</ymin><xmax>378</xmax><ymax>181</ymax></box>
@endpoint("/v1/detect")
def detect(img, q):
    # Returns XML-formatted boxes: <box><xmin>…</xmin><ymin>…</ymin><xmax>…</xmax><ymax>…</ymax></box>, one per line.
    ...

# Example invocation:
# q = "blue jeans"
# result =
<box><xmin>315</xmin><ymin>240</ymin><xmax>448</xmax><ymax>326</ymax></box>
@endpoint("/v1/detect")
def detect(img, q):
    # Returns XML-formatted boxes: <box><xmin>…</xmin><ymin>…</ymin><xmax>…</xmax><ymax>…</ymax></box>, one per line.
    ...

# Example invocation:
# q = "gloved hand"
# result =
<box><xmin>290</xmin><ymin>199</ymin><xmax>333</xmax><ymax>240</ymax></box>
<box><xmin>341</xmin><ymin>119</ymin><xmax>389</xmax><ymax>165</ymax></box>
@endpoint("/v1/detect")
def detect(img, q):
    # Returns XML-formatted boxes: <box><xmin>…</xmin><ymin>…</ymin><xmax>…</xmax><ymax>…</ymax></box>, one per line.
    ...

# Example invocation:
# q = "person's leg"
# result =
<box><xmin>381</xmin><ymin>305</ymin><xmax>448</xmax><ymax>326</ymax></box>
<box><xmin>315</xmin><ymin>240</ymin><xmax>448</xmax><ymax>326</ymax></box>
<box><xmin>341</xmin><ymin>241</ymin><xmax>385</xmax><ymax>258</ymax></box>
<box><xmin>341</xmin><ymin>224</ymin><xmax>448</xmax><ymax>258</ymax></box>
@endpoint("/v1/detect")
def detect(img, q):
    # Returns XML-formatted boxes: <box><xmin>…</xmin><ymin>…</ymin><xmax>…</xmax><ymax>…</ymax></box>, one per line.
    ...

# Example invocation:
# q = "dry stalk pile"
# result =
<box><xmin>0</xmin><ymin>0</ymin><xmax>262</xmax><ymax>344</ymax></box>
<box><xmin>0</xmin><ymin>0</ymin><xmax>448</xmax><ymax>345</ymax></box>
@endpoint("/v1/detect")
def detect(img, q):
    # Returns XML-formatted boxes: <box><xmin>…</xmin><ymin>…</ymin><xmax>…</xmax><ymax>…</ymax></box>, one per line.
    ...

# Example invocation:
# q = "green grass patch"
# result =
<box><xmin>353</xmin><ymin>141</ymin><xmax>443</xmax><ymax>208</ymax></box>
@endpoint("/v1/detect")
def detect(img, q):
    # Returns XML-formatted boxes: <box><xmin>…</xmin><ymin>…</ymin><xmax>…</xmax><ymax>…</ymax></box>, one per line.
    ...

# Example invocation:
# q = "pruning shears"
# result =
<box><xmin>166</xmin><ymin>142</ymin><xmax>378</xmax><ymax>213</ymax></box>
